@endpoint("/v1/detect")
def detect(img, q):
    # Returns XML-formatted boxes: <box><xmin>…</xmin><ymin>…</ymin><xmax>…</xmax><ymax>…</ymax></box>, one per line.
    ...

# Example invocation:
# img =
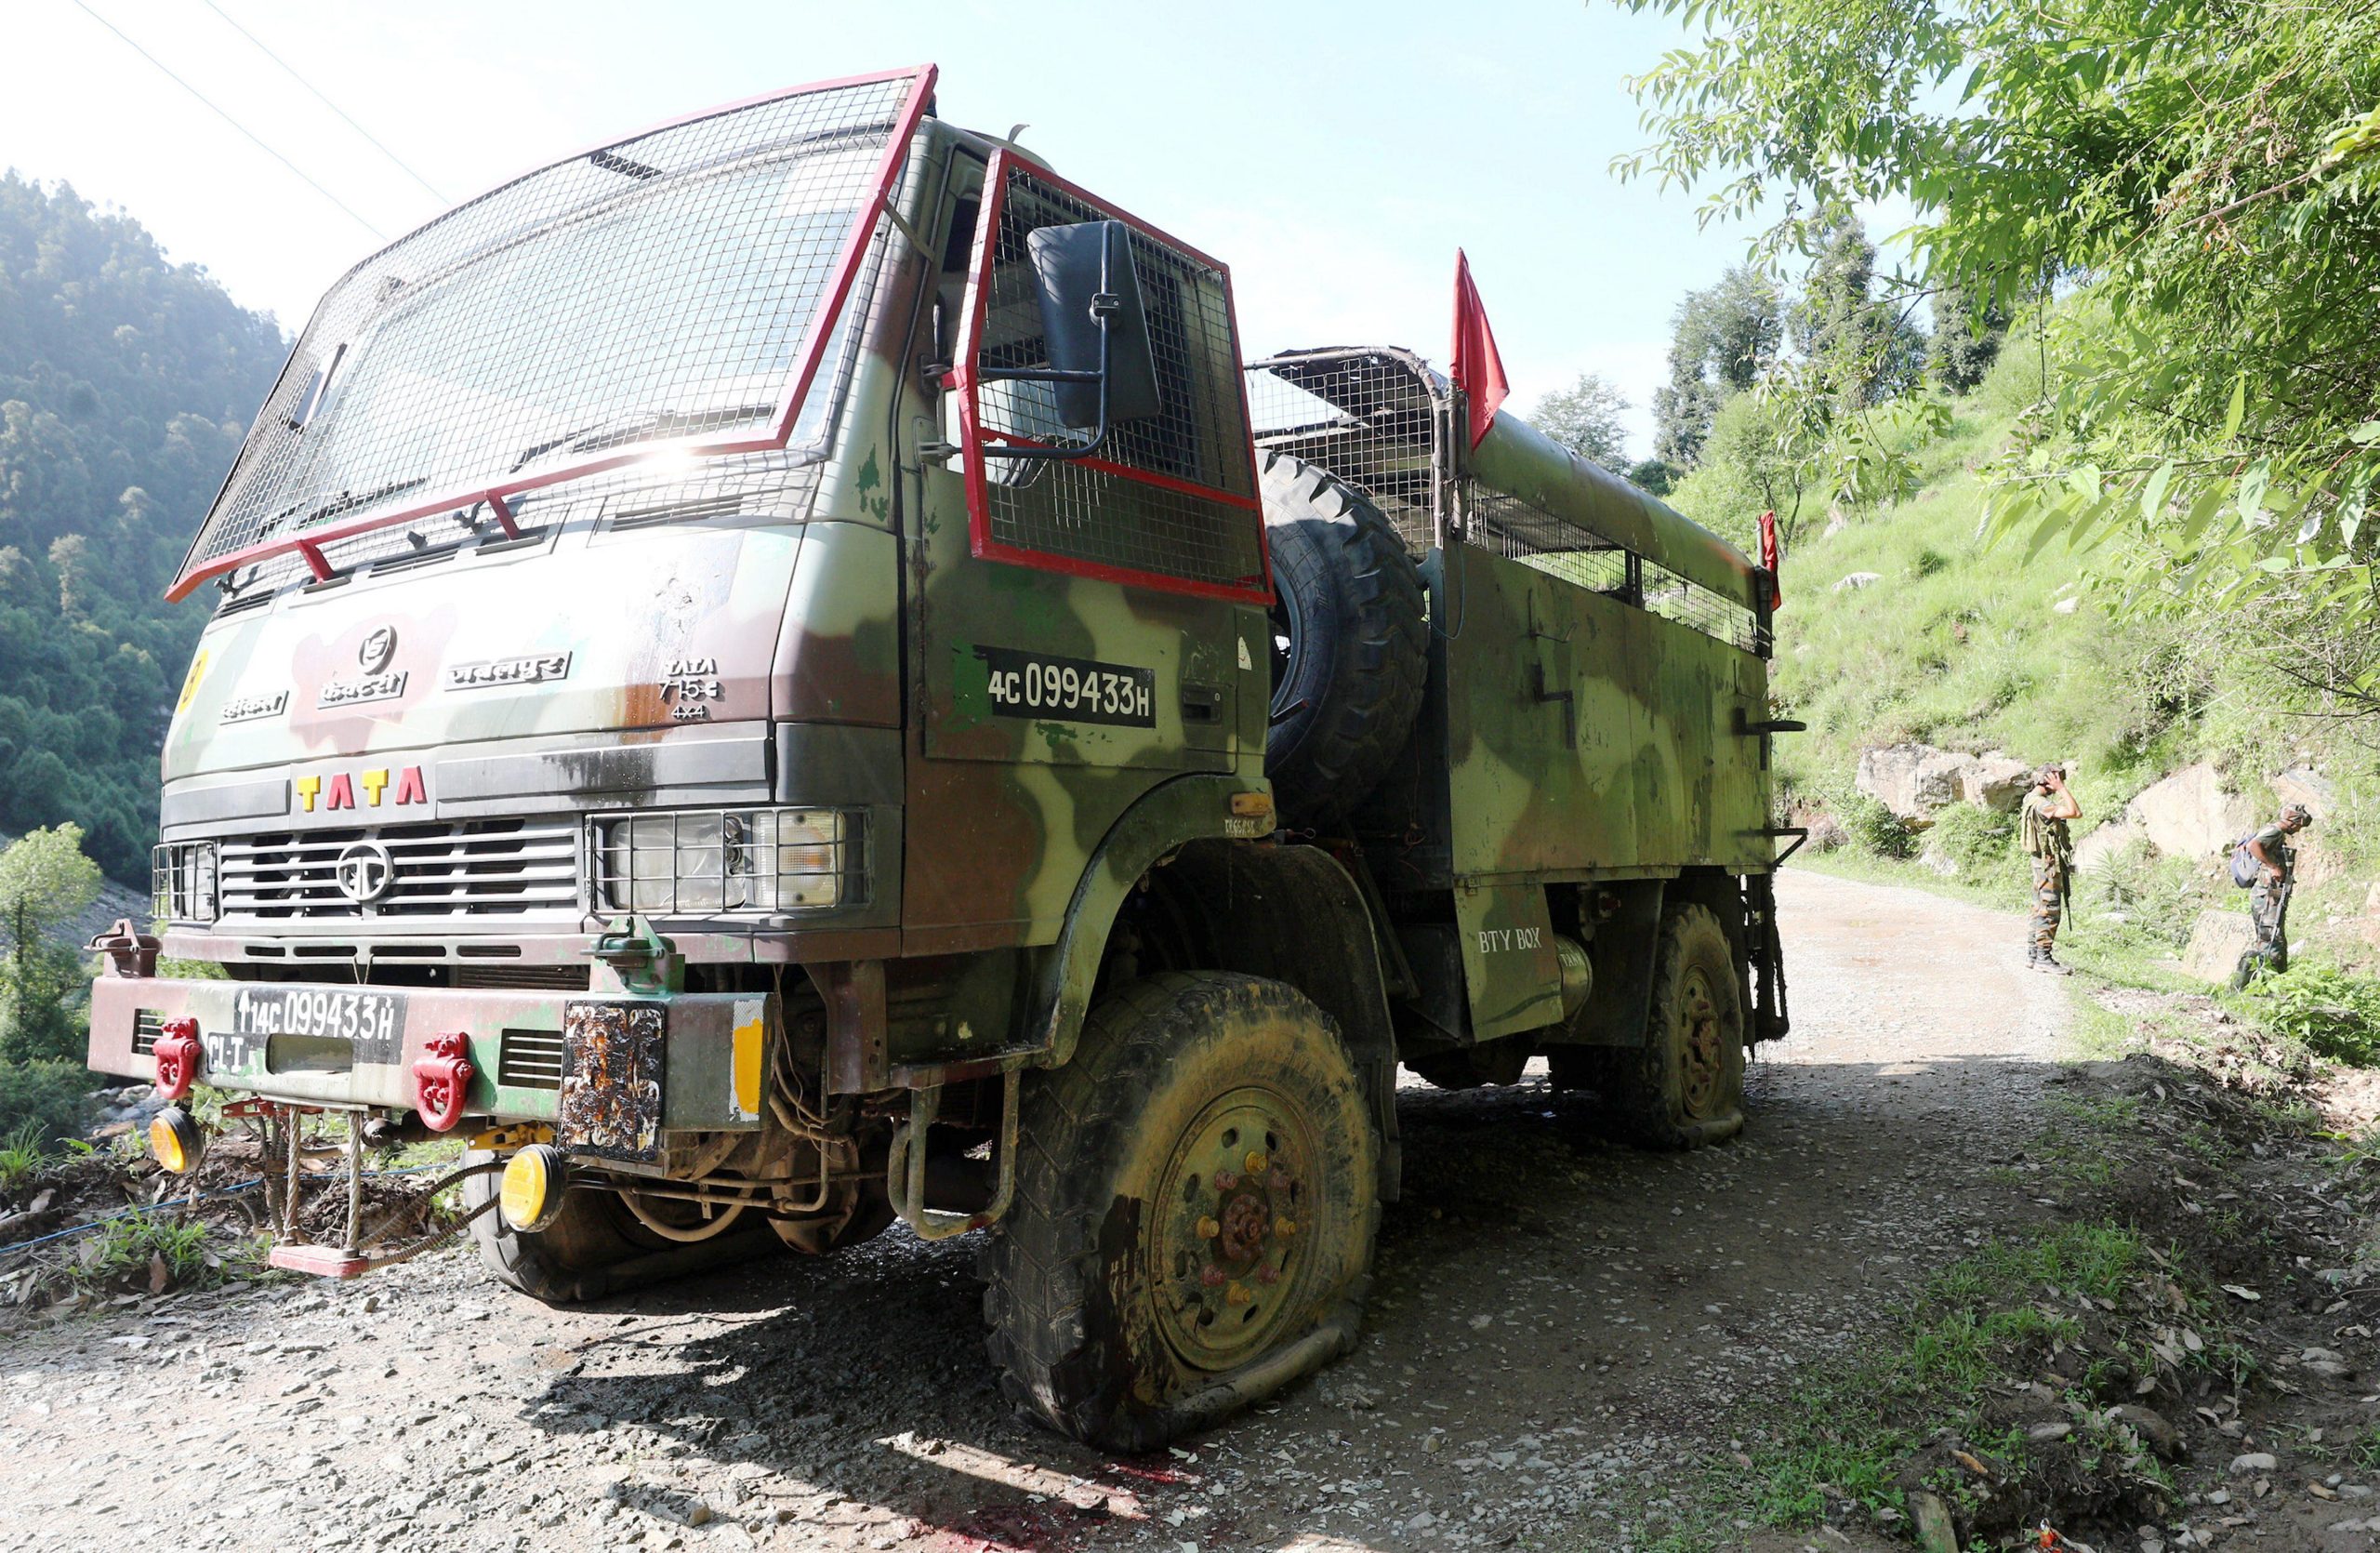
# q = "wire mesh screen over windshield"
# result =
<box><xmin>959</xmin><ymin>155</ymin><xmax>1265</xmax><ymax>601</ymax></box>
<box><xmin>175</xmin><ymin>69</ymin><xmax>933</xmax><ymax>597</ymax></box>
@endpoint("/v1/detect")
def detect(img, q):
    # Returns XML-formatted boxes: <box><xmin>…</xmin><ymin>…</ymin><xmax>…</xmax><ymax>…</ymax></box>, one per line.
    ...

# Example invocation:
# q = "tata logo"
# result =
<box><xmin>358</xmin><ymin>627</ymin><xmax>397</xmax><ymax>673</ymax></box>
<box><xmin>296</xmin><ymin>764</ymin><xmax>427</xmax><ymax>813</ymax></box>
<box><xmin>333</xmin><ymin>842</ymin><xmax>395</xmax><ymax>904</ymax></box>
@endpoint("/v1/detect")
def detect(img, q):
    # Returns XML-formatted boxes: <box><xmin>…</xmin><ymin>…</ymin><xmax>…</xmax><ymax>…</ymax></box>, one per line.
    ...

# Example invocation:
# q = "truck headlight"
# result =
<box><xmin>152</xmin><ymin>842</ymin><xmax>218</xmax><ymax>923</ymax></box>
<box><xmin>595</xmin><ymin>808</ymin><xmax>858</xmax><ymax>915</ymax></box>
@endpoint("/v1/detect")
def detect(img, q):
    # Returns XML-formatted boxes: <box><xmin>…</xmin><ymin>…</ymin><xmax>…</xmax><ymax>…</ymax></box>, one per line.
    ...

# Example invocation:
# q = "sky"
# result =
<box><xmin>1</xmin><ymin>0</ymin><xmax>1788</xmax><ymax>462</ymax></box>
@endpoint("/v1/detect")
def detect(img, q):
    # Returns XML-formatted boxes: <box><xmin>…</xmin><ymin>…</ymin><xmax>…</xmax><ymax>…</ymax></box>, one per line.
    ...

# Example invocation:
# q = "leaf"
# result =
<box><xmin>2347</xmin><ymin>421</ymin><xmax>2380</xmax><ymax>445</ymax></box>
<box><xmin>2223</xmin><ymin>376</ymin><xmax>2246</xmax><ymax>444</ymax></box>
<box><xmin>2140</xmin><ymin>460</ymin><xmax>2175</xmax><ymax>520</ymax></box>
<box><xmin>2221</xmin><ymin>1283</ymin><xmax>2262</xmax><ymax>1301</ymax></box>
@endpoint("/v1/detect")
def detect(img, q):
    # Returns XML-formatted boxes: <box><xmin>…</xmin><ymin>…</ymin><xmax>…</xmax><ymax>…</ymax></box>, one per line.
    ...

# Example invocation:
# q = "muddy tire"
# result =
<box><xmin>983</xmin><ymin>972</ymin><xmax>1380</xmax><ymax>1452</ymax></box>
<box><xmin>463</xmin><ymin>1150</ymin><xmax>781</xmax><ymax>1303</ymax></box>
<box><xmin>1262</xmin><ymin>450</ymin><xmax>1427</xmax><ymax>826</ymax></box>
<box><xmin>1588</xmin><ymin>904</ymin><xmax>1748</xmax><ymax>1150</ymax></box>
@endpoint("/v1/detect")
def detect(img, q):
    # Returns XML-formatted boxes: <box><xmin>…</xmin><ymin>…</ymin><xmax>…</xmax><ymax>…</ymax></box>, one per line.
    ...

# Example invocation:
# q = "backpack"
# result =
<box><xmin>2228</xmin><ymin>835</ymin><xmax>2261</xmax><ymax>889</ymax></box>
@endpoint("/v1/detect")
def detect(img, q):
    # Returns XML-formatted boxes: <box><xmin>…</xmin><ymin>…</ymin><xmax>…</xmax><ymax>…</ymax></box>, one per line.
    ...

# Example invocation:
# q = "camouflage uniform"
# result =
<box><xmin>2018</xmin><ymin>788</ymin><xmax>2073</xmax><ymax>960</ymax></box>
<box><xmin>2245</xmin><ymin>819</ymin><xmax>2296</xmax><ymax>974</ymax></box>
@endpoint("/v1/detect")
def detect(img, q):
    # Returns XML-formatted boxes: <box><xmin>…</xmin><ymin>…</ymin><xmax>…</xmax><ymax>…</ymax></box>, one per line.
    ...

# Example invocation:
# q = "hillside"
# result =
<box><xmin>1761</xmin><ymin>356</ymin><xmax>2380</xmax><ymax>976</ymax></box>
<box><xmin>0</xmin><ymin>174</ymin><xmax>287</xmax><ymax>882</ymax></box>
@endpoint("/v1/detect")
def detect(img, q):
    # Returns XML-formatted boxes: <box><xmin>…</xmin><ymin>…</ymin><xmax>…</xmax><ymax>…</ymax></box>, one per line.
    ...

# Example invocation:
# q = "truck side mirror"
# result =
<box><xmin>980</xmin><ymin>219</ymin><xmax>1161</xmax><ymax>458</ymax></box>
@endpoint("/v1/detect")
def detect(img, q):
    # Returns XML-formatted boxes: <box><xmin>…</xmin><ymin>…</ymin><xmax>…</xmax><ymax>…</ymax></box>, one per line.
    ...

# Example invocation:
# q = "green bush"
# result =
<box><xmin>2245</xmin><ymin>965</ymin><xmax>2380</xmax><ymax>1067</ymax></box>
<box><xmin>1926</xmin><ymin>803</ymin><xmax>2016</xmax><ymax>876</ymax></box>
<box><xmin>0</xmin><ymin>1057</ymin><xmax>93</xmax><ymax>1149</ymax></box>
<box><xmin>1838</xmin><ymin>792</ymin><xmax>1918</xmax><ymax>858</ymax></box>
<box><xmin>2080</xmin><ymin>840</ymin><xmax>2208</xmax><ymax>949</ymax></box>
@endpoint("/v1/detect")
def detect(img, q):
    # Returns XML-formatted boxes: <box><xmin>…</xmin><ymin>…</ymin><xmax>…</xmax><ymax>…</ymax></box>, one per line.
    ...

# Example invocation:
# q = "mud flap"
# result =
<box><xmin>1453</xmin><ymin>883</ymin><xmax>1563</xmax><ymax>1042</ymax></box>
<box><xmin>558</xmin><ymin>1002</ymin><xmax>667</xmax><ymax>1161</ymax></box>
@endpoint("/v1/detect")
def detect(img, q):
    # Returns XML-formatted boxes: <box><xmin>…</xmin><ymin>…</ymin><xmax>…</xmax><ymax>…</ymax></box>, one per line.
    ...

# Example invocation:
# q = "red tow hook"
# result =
<box><xmin>152</xmin><ymin>1016</ymin><xmax>201</xmax><ymax>1101</ymax></box>
<box><xmin>411</xmin><ymin>1031</ymin><xmax>475</xmax><ymax>1133</ymax></box>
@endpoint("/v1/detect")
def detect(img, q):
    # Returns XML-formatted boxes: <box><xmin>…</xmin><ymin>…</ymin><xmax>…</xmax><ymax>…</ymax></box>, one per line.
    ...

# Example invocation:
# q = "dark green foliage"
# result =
<box><xmin>1926</xmin><ymin>802</ymin><xmax>2016</xmax><ymax>877</ymax></box>
<box><xmin>1839</xmin><ymin>791</ymin><xmax>1917</xmax><ymax>858</ymax></box>
<box><xmin>0</xmin><ymin>173</ymin><xmax>287</xmax><ymax>881</ymax></box>
<box><xmin>0</xmin><ymin>1056</ymin><xmax>90</xmax><ymax>1148</ymax></box>
<box><xmin>1628</xmin><ymin>457</ymin><xmax>1678</xmax><ymax>496</ymax></box>
<box><xmin>1653</xmin><ymin>265</ymin><xmax>1784</xmax><ymax>468</ymax></box>
<box><xmin>2080</xmin><ymin>839</ymin><xmax>2207</xmax><ymax>949</ymax></box>
<box><xmin>1789</xmin><ymin>212</ymin><xmax>1926</xmax><ymax>408</ymax></box>
<box><xmin>1929</xmin><ymin>283</ymin><xmax>2009</xmax><ymax>394</ymax></box>
<box><xmin>2244</xmin><ymin>965</ymin><xmax>2380</xmax><ymax>1067</ymax></box>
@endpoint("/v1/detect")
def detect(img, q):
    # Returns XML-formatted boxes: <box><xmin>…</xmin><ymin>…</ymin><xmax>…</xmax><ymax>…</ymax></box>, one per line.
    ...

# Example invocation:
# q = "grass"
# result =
<box><xmin>0</xmin><ymin>1118</ymin><xmax>47</xmax><ymax>1194</ymax></box>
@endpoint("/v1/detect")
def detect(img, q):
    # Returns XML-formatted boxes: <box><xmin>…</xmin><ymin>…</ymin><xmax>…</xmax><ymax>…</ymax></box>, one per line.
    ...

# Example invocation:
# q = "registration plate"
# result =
<box><xmin>227</xmin><ymin>985</ymin><xmax>404</xmax><ymax>1067</ymax></box>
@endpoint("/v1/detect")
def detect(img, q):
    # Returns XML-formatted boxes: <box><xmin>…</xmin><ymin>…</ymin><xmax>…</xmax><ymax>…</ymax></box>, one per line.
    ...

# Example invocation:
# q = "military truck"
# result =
<box><xmin>87</xmin><ymin>66</ymin><xmax>1791</xmax><ymax>1451</ymax></box>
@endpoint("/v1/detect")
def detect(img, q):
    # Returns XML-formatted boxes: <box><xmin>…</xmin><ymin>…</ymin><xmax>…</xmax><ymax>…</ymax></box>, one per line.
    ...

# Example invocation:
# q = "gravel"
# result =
<box><xmin>0</xmin><ymin>871</ymin><xmax>2080</xmax><ymax>1551</ymax></box>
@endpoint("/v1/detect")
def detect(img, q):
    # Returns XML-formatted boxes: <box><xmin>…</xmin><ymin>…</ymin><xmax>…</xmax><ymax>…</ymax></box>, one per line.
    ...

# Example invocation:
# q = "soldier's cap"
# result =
<box><xmin>2281</xmin><ymin>803</ymin><xmax>2313</xmax><ymax>827</ymax></box>
<box><xmin>2035</xmin><ymin>763</ymin><xmax>2066</xmax><ymax>783</ymax></box>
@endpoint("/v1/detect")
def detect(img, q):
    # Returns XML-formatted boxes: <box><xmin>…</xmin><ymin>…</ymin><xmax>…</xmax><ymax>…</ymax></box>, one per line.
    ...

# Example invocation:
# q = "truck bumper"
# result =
<box><xmin>88</xmin><ymin>974</ymin><xmax>770</xmax><ymax>1136</ymax></box>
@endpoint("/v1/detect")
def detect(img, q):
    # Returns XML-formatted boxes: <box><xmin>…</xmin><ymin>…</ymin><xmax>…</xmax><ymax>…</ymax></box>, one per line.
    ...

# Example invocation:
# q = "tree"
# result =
<box><xmin>1628</xmin><ymin>458</ymin><xmax>1678</xmax><ymax>497</ymax></box>
<box><xmin>0</xmin><ymin>823</ymin><xmax>100</xmax><ymax>1063</ymax></box>
<box><xmin>1652</xmin><ymin>266</ymin><xmax>1783</xmax><ymax>468</ymax></box>
<box><xmin>1609</xmin><ymin>0</ymin><xmax>2380</xmax><ymax>709</ymax></box>
<box><xmin>1532</xmin><ymin>373</ymin><xmax>1631</xmax><ymax>466</ymax></box>
<box><xmin>1788</xmin><ymin>212</ymin><xmax>1925</xmax><ymax>408</ymax></box>
<box><xmin>1928</xmin><ymin>283</ymin><xmax>2008</xmax><ymax>395</ymax></box>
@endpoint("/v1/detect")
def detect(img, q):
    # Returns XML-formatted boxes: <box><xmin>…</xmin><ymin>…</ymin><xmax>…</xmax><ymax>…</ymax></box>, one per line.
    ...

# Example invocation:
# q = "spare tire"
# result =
<box><xmin>1262</xmin><ymin>450</ymin><xmax>1427</xmax><ymax>825</ymax></box>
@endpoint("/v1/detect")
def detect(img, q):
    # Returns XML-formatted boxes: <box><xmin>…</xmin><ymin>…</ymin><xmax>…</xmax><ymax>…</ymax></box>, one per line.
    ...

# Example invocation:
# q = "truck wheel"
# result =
<box><xmin>1596</xmin><ymin>904</ymin><xmax>1747</xmax><ymax>1150</ymax></box>
<box><xmin>984</xmin><ymin>972</ymin><xmax>1380</xmax><ymax>1452</ymax></box>
<box><xmin>463</xmin><ymin>1150</ymin><xmax>782</xmax><ymax>1302</ymax></box>
<box><xmin>1262</xmin><ymin>450</ymin><xmax>1426</xmax><ymax>826</ymax></box>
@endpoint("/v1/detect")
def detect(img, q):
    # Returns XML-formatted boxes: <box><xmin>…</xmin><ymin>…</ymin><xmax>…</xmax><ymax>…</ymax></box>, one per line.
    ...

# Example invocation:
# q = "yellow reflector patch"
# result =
<box><xmin>148</xmin><ymin>1110</ymin><xmax>193</xmax><ymax>1174</ymax></box>
<box><xmin>732</xmin><ymin>1002</ymin><xmax>764</xmax><ymax>1122</ymax></box>
<box><xmin>499</xmin><ymin>1148</ymin><xmax>552</xmax><ymax>1231</ymax></box>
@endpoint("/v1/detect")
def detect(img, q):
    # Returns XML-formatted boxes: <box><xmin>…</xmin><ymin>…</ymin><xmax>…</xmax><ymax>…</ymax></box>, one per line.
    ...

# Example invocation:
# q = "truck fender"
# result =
<box><xmin>1155</xmin><ymin>843</ymin><xmax>1402</xmax><ymax>1201</ymax></box>
<box><xmin>1022</xmin><ymin>774</ymin><xmax>1247</xmax><ymax>1069</ymax></box>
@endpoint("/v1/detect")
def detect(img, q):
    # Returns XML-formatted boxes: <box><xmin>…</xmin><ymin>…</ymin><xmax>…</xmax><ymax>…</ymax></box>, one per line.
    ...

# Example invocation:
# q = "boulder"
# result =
<box><xmin>1831</xmin><ymin>571</ymin><xmax>1882</xmax><ymax>593</ymax></box>
<box><xmin>2182</xmin><ymin>909</ymin><xmax>2259</xmax><ymax>984</ymax></box>
<box><xmin>2073</xmin><ymin>816</ymin><xmax>2147</xmax><ymax>875</ymax></box>
<box><xmin>2271</xmin><ymin>765</ymin><xmax>2335</xmax><ymax>817</ymax></box>
<box><xmin>1857</xmin><ymin>744</ymin><xmax>1971</xmax><ymax>822</ymax></box>
<box><xmin>2129</xmin><ymin>763</ymin><xmax>2258</xmax><ymax>865</ymax></box>
<box><xmin>2053</xmin><ymin>595</ymin><xmax>2081</xmax><ymax>615</ymax></box>
<box><xmin>1961</xmin><ymin>754</ymin><xmax>2035</xmax><ymax>813</ymax></box>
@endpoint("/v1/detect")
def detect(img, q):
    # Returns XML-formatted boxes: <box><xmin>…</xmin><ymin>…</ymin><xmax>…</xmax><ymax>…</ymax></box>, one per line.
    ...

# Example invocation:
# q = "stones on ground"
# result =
<box><xmin>2228</xmin><ymin>1453</ymin><xmax>2278</xmax><ymax>1477</ymax></box>
<box><xmin>1831</xmin><ymin>571</ymin><xmax>1882</xmax><ymax>592</ymax></box>
<box><xmin>2108</xmin><ymin>1404</ymin><xmax>2185</xmax><ymax>1460</ymax></box>
<box><xmin>1909</xmin><ymin>1489</ymin><xmax>1958</xmax><ymax>1553</ymax></box>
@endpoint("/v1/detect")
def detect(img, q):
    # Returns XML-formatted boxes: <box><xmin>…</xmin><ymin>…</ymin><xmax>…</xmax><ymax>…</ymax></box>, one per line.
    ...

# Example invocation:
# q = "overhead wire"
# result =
<box><xmin>196</xmin><ymin>0</ymin><xmax>448</xmax><ymax>203</ymax></box>
<box><xmin>65</xmin><ymin>0</ymin><xmax>390</xmax><ymax>241</ymax></box>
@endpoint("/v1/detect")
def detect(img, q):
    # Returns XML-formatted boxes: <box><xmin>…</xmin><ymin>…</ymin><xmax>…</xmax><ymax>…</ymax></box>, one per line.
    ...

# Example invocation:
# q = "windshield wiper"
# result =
<box><xmin>510</xmin><ymin>403</ymin><xmax>780</xmax><ymax>471</ymax></box>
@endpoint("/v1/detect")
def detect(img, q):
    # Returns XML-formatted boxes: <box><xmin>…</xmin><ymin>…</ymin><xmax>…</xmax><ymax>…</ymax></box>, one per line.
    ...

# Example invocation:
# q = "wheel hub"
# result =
<box><xmin>1153</xmin><ymin>1088</ymin><xmax>1314</xmax><ymax>1373</ymax></box>
<box><xmin>1677</xmin><ymin>967</ymin><xmax>1723</xmax><ymax>1118</ymax></box>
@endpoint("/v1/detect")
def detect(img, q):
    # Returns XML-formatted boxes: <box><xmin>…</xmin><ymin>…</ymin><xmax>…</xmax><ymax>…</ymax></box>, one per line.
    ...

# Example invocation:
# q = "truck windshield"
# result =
<box><xmin>177</xmin><ymin>73</ymin><xmax>925</xmax><ymax>591</ymax></box>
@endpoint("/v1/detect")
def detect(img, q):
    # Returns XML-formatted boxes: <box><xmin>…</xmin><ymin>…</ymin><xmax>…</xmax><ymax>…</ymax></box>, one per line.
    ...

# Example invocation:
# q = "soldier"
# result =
<box><xmin>2236</xmin><ymin>802</ymin><xmax>2314</xmax><ymax>987</ymax></box>
<box><xmin>2018</xmin><ymin>763</ymin><xmax>2081</xmax><ymax>974</ymax></box>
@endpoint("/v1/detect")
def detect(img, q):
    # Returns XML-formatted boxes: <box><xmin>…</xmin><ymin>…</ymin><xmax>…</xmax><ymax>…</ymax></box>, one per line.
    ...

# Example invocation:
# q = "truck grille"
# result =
<box><xmin>218</xmin><ymin>819</ymin><xmax>581</xmax><ymax>922</ymax></box>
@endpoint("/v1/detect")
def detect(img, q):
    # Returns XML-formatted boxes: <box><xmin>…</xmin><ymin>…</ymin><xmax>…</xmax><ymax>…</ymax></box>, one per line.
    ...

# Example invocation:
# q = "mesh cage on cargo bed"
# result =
<box><xmin>1244</xmin><ymin>347</ymin><xmax>1767</xmax><ymax>656</ymax></box>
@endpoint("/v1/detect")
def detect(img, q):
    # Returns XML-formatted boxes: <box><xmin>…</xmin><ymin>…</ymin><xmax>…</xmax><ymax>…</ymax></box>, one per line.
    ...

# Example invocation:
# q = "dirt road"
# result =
<box><xmin>0</xmin><ymin>871</ymin><xmax>2077</xmax><ymax>1552</ymax></box>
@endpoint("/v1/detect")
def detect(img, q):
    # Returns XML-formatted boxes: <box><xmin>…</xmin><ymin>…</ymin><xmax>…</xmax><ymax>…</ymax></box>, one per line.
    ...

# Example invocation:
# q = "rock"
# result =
<box><xmin>1961</xmin><ymin>754</ymin><xmax>2035</xmax><ymax>813</ymax></box>
<box><xmin>1917</xmin><ymin>846</ymin><xmax>1960</xmax><ymax>878</ymax></box>
<box><xmin>1910</xmin><ymin>1489</ymin><xmax>1958</xmax><ymax>1553</ymax></box>
<box><xmin>2229</xmin><ymin>1453</ymin><xmax>2279</xmax><ymax>1476</ymax></box>
<box><xmin>2029</xmin><ymin>1422</ymin><xmax>2073</xmax><ymax>1442</ymax></box>
<box><xmin>2182</xmin><ymin>910</ymin><xmax>2259</xmax><ymax>984</ymax></box>
<box><xmin>1831</xmin><ymin>571</ymin><xmax>1882</xmax><ymax>593</ymax></box>
<box><xmin>1857</xmin><ymin>744</ymin><xmax>1973</xmax><ymax>822</ymax></box>
<box><xmin>2270</xmin><ymin>766</ymin><xmax>2335</xmax><ymax>817</ymax></box>
<box><xmin>1804</xmin><ymin>814</ymin><xmax>1849</xmax><ymax>854</ymax></box>
<box><xmin>2053</xmin><ymin>596</ymin><xmax>2081</xmax><ymax>615</ymax></box>
<box><xmin>2109</xmin><ymin>1404</ymin><xmax>2185</xmax><ymax>1461</ymax></box>
<box><xmin>2073</xmin><ymin>816</ymin><xmax>2148</xmax><ymax>874</ymax></box>
<box><xmin>2129</xmin><ymin>763</ymin><xmax>2259</xmax><ymax>864</ymax></box>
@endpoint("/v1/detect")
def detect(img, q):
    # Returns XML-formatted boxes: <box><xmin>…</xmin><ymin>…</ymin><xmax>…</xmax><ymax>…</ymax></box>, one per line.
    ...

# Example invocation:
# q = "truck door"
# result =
<box><xmin>903</xmin><ymin>151</ymin><xmax>1272</xmax><ymax>947</ymax></box>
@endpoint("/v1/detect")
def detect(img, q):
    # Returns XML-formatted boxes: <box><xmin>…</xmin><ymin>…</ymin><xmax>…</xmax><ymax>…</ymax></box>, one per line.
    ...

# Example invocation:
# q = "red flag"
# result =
<box><xmin>1450</xmin><ymin>250</ymin><xmax>1509</xmax><ymax>449</ymax></box>
<box><xmin>1757</xmin><ymin>509</ymin><xmax>1783</xmax><ymax>609</ymax></box>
